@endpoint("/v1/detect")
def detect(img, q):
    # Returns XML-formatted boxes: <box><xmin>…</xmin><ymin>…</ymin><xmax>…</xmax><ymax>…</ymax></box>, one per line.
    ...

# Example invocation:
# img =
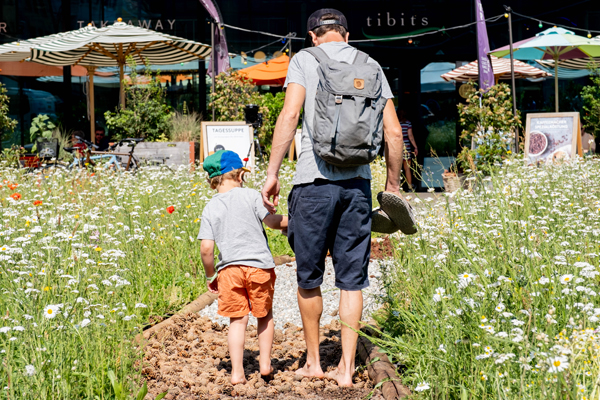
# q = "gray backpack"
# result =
<box><xmin>303</xmin><ymin>47</ymin><xmax>386</xmax><ymax>167</ymax></box>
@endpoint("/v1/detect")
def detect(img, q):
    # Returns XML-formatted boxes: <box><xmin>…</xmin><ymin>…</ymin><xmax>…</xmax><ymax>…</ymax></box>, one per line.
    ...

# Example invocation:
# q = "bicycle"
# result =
<box><xmin>62</xmin><ymin>136</ymin><xmax>144</xmax><ymax>171</ymax></box>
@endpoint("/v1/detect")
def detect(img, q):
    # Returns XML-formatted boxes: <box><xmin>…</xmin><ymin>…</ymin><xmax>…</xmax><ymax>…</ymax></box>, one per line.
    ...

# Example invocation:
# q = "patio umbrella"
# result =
<box><xmin>0</xmin><ymin>31</ymin><xmax>74</xmax><ymax>61</ymax></box>
<box><xmin>441</xmin><ymin>55</ymin><xmax>551</xmax><ymax>83</ymax></box>
<box><xmin>30</xmin><ymin>19</ymin><xmax>211</xmax><ymax>141</ymax></box>
<box><xmin>536</xmin><ymin>37</ymin><xmax>600</xmax><ymax>70</ymax></box>
<box><xmin>490</xmin><ymin>27</ymin><xmax>600</xmax><ymax>111</ymax></box>
<box><xmin>239</xmin><ymin>54</ymin><xmax>289</xmax><ymax>86</ymax></box>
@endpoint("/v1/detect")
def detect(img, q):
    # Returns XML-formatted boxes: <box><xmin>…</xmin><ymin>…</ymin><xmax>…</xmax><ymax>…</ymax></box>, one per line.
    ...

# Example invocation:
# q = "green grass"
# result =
<box><xmin>371</xmin><ymin>159</ymin><xmax>600</xmax><ymax>399</ymax></box>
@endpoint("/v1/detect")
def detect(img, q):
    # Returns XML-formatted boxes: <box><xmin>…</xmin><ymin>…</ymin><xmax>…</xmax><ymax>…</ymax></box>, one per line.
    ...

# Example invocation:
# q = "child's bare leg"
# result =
<box><xmin>257</xmin><ymin>309</ymin><xmax>274</xmax><ymax>376</ymax></box>
<box><xmin>229</xmin><ymin>315</ymin><xmax>249</xmax><ymax>384</ymax></box>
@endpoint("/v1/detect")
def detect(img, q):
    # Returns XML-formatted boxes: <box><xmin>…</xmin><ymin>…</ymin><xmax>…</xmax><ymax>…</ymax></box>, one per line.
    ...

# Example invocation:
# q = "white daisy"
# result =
<box><xmin>414</xmin><ymin>382</ymin><xmax>430</xmax><ymax>392</ymax></box>
<box><xmin>547</xmin><ymin>356</ymin><xmax>569</xmax><ymax>373</ymax></box>
<box><xmin>43</xmin><ymin>305</ymin><xmax>59</xmax><ymax>319</ymax></box>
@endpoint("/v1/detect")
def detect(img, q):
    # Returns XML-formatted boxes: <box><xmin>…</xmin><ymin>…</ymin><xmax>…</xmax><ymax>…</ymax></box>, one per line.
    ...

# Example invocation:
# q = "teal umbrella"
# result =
<box><xmin>490</xmin><ymin>27</ymin><xmax>600</xmax><ymax>111</ymax></box>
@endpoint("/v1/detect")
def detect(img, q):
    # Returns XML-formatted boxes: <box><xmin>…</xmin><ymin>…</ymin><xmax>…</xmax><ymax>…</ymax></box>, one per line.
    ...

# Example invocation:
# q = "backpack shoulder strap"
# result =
<box><xmin>302</xmin><ymin>47</ymin><xmax>330</xmax><ymax>63</ymax></box>
<box><xmin>353</xmin><ymin>50</ymin><xmax>369</xmax><ymax>64</ymax></box>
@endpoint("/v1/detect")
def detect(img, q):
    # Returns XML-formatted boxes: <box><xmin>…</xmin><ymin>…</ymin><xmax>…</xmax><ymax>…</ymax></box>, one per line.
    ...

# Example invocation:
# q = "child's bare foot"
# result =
<box><xmin>261</xmin><ymin>365</ymin><xmax>274</xmax><ymax>381</ymax></box>
<box><xmin>294</xmin><ymin>362</ymin><xmax>324</xmax><ymax>379</ymax></box>
<box><xmin>230</xmin><ymin>373</ymin><xmax>247</xmax><ymax>385</ymax></box>
<box><xmin>325</xmin><ymin>368</ymin><xmax>353</xmax><ymax>387</ymax></box>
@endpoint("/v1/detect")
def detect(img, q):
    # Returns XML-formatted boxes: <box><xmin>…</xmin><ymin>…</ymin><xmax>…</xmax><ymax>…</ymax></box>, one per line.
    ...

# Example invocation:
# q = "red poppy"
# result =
<box><xmin>33</xmin><ymin>200</ymin><xmax>43</xmax><ymax>206</ymax></box>
<box><xmin>8</xmin><ymin>183</ymin><xmax>18</xmax><ymax>190</ymax></box>
<box><xmin>243</xmin><ymin>158</ymin><xmax>249</xmax><ymax>162</ymax></box>
<box><xmin>90</xmin><ymin>173</ymin><xmax>95</xmax><ymax>177</ymax></box>
<box><xmin>166</xmin><ymin>206</ymin><xmax>175</xmax><ymax>214</ymax></box>
<box><xmin>10</xmin><ymin>193</ymin><xmax>22</xmax><ymax>201</ymax></box>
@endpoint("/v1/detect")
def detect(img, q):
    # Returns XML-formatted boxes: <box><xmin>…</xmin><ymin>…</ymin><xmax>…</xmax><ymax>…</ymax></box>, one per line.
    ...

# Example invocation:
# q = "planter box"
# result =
<box><xmin>114</xmin><ymin>141</ymin><xmax>199</xmax><ymax>166</ymax></box>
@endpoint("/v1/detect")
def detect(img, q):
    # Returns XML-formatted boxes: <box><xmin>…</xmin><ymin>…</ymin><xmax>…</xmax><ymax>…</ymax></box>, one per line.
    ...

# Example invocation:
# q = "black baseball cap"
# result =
<box><xmin>304</xmin><ymin>8</ymin><xmax>348</xmax><ymax>48</ymax></box>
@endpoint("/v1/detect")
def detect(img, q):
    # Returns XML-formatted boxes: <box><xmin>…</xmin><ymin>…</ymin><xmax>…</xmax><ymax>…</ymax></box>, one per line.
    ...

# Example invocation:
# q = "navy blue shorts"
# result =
<box><xmin>287</xmin><ymin>179</ymin><xmax>372</xmax><ymax>291</ymax></box>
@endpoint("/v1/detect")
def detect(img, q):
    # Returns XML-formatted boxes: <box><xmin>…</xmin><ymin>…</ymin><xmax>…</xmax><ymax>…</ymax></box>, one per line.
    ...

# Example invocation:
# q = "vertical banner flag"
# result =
<box><xmin>199</xmin><ymin>0</ymin><xmax>230</xmax><ymax>74</ymax></box>
<box><xmin>475</xmin><ymin>0</ymin><xmax>494</xmax><ymax>91</ymax></box>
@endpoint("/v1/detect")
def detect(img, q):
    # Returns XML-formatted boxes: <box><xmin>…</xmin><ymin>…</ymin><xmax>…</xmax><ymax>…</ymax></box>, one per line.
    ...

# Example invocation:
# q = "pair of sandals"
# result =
<box><xmin>371</xmin><ymin>192</ymin><xmax>418</xmax><ymax>235</ymax></box>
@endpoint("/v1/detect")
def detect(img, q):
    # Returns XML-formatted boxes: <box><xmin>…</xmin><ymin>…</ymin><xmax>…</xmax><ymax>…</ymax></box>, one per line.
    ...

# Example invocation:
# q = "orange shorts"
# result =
<box><xmin>217</xmin><ymin>265</ymin><xmax>276</xmax><ymax>318</ymax></box>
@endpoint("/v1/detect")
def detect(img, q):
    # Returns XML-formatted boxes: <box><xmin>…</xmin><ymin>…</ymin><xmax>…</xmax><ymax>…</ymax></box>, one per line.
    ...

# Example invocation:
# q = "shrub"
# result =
<box><xmin>0</xmin><ymin>82</ymin><xmax>17</xmax><ymax>144</ymax></box>
<box><xmin>105</xmin><ymin>58</ymin><xmax>173</xmax><ymax>141</ymax></box>
<box><xmin>170</xmin><ymin>108</ymin><xmax>202</xmax><ymax>142</ymax></box>
<box><xmin>456</xmin><ymin>83</ymin><xmax>521</xmax><ymax>175</ymax></box>
<box><xmin>582</xmin><ymin>62</ymin><xmax>600</xmax><ymax>137</ymax></box>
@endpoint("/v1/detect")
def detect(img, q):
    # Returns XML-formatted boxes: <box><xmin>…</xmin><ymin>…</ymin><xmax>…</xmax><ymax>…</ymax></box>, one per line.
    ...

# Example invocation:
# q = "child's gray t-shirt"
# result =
<box><xmin>197</xmin><ymin>187</ymin><xmax>275</xmax><ymax>271</ymax></box>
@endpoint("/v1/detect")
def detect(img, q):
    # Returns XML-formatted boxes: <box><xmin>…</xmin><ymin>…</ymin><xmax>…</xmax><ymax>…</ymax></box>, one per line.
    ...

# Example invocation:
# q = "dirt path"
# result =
<box><xmin>142</xmin><ymin>314</ymin><xmax>384</xmax><ymax>400</ymax></box>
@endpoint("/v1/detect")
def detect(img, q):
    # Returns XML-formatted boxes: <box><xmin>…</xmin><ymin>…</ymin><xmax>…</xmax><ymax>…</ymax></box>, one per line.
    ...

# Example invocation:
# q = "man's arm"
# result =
<box><xmin>262</xmin><ymin>83</ymin><xmax>306</xmax><ymax>213</ymax></box>
<box><xmin>200</xmin><ymin>239</ymin><xmax>218</xmax><ymax>293</ymax></box>
<box><xmin>382</xmin><ymin>99</ymin><xmax>405</xmax><ymax>195</ymax></box>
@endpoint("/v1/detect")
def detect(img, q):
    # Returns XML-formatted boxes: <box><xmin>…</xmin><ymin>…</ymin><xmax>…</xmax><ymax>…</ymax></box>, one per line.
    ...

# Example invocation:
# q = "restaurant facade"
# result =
<box><xmin>1</xmin><ymin>0</ymin><xmax>599</xmax><ymax>186</ymax></box>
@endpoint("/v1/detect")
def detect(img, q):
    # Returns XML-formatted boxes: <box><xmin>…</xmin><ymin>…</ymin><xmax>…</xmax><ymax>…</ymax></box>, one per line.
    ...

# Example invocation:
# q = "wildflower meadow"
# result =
<box><xmin>2</xmin><ymin>156</ymin><xmax>599</xmax><ymax>399</ymax></box>
<box><xmin>0</xmin><ymin>164</ymin><xmax>293</xmax><ymax>399</ymax></box>
<box><xmin>374</xmin><ymin>158</ymin><xmax>600</xmax><ymax>399</ymax></box>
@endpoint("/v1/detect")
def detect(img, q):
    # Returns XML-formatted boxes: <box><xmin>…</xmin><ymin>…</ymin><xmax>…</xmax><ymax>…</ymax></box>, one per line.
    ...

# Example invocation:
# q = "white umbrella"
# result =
<box><xmin>30</xmin><ymin>19</ymin><xmax>211</xmax><ymax>141</ymax></box>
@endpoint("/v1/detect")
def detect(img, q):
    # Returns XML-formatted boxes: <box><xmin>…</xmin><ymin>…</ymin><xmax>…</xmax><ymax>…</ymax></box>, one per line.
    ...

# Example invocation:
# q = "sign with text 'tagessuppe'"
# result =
<box><xmin>201</xmin><ymin>121</ymin><xmax>254</xmax><ymax>169</ymax></box>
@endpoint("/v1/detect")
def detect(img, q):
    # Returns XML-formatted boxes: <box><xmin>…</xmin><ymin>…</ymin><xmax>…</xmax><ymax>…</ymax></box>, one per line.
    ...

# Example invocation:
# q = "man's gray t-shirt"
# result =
<box><xmin>284</xmin><ymin>41</ymin><xmax>394</xmax><ymax>186</ymax></box>
<box><xmin>197</xmin><ymin>187</ymin><xmax>275</xmax><ymax>271</ymax></box>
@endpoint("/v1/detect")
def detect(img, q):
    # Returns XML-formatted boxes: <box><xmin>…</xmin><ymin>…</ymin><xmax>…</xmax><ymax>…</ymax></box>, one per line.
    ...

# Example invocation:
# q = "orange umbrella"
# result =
<box><xmin>0</xmin><ymin>61</ymin><xmax>113</xmax><ymax>77</ymax></box>
<box><xmin>239</xmin><ymin>54</ymin><xmax>289</xmax><ymax>86</ymax></box>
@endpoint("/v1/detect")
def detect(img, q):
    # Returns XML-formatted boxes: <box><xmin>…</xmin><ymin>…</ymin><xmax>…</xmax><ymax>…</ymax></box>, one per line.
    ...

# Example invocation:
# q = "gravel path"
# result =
<box><xmin>199</xmin><ymin>258</ymin><xmax>386</xmax><ymax>330</ymax></box>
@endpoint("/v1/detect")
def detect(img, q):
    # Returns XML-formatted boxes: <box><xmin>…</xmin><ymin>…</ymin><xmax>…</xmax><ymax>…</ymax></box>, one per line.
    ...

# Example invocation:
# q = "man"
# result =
<box><xmin>261</xmin><ymin>9</ymin><xmax>406</xmax><ymax>387</ymax></box>
<box><xmin>95</xmin><ymin>126</ymin><xmax>111</xmax><ymax>151</ymax></box>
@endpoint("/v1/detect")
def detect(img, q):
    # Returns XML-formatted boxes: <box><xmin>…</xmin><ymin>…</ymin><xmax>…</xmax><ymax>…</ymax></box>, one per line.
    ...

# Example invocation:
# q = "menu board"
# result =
<box><xmin>201</xmin><ymin>121</ymin><xmax>254</xmax><ymax>169</ymax></box>
<box><xmin>525</xmin><ymin>112</ymin><xmax>582</xmax><ymax>163</ymax></box>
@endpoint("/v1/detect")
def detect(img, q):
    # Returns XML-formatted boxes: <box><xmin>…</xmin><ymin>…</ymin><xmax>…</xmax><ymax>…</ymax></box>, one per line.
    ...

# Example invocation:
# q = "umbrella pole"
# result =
<box><xmin>119</xmin><ymin>62</ymin><xmax>125</xmax><ymax>109</ymax></box>
<box><xmin>507</xmin><ymin>9</ymin><xmax>518</xmax><ymax>151</ymax></box>
<box><xmin>555</xmin><ymin>55</ymin><xmax>559</xmax><ymax>112</ymax></box>
<box><xmin>87</xmin><ymin>66</ymin><xmax>96</xmax><ymax>144</ymax></box>
<box><xmin>211</xmin><ymin>21</ymin><xmax>216</xmax><ymax>121</ymax></box>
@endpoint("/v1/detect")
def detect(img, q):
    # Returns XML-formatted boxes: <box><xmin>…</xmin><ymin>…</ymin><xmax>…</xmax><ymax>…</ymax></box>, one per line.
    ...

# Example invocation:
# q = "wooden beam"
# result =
<box><xmin>86</xmin><ymin>66</ymin><xmax>97</xmax><ymax>144</ymax></box>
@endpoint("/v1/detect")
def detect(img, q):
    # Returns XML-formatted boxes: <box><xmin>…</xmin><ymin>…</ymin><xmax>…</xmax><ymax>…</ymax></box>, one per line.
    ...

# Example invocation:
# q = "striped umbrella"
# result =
<box><xmin>441</xmin><ymin>55</ymin><xmax>551</xmax><ymax>83</ymax></box>
<box><xmin>30</xmin><ymin>19</ymin><xmax>211</xmax><ymax>141</ymax></box>
<box><xmin>536</xmin><ymin>37</ymin><xmax>600</xmax><ymax>70</ymax></box>
<box><xmin>0</xmin><ymin>30</ymin><xmax>79</xmax><ymax>61</ymax></box>
<box><xmin>490</xmin><ymin>27</ymin><xmax>600</xmax><ymax>111</ymax></box>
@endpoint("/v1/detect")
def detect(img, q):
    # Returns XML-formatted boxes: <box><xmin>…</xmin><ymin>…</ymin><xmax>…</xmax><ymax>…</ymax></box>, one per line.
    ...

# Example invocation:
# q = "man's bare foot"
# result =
<box><xmin>325</xmin><ymin>368</ymin><xmax>353</xmax><ymax>387</ymax></box>
<box><xmin>230</xmin><ymin>374</ymin><xmax>247</xmax><ymax>385</ymax></box>
<box><xmin>294</xmin><ymin>362</ymin><xmax>324</xmax><ymax>379</ymax></box>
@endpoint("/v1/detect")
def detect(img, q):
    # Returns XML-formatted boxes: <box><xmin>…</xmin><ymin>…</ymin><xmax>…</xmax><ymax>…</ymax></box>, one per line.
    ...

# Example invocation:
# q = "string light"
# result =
<box><xmin>408</xmin><ymin>38</ymin><xmax>413</xmax><ymax>44</ymax></box>
<box><xmin>538</xmin><ymin>21</ymin><xmax>543</xmax><ymax>28</ymax></box>
<box><xmin>504</xmin><ymin>13</ymin><xmax>509</xmax><ymax>18</ymax></box>
<box><xmin>588</xmin><ymin>32</ymin><xmax>593</xmax><ymax>38</ymax></box>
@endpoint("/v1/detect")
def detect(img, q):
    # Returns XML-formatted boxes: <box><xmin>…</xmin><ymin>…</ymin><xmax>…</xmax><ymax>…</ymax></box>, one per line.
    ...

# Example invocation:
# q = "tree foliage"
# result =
<box><xmin>582</xmin><ymin>63</ymin><xmax>600</xmax><ymax>137</ymax></box>
<box><xmin>0</xmin><ymin>83</ymin><xmax>18</xmax><ymax>142</ymax></box>
<box><xmin>105</xmin><ymin>58</ymin><xmax>173</xmax><ymax>141</ymax></box>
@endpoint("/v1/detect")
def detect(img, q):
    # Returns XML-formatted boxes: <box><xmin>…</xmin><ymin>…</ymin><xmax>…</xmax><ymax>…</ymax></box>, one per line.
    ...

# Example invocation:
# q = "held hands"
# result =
<box><xmin>261</xmin><ymin>175</ymin><xmax>281</xmax><ymax>214</ymax></box>
<box><xmin>207</xmin><ymin>278</ymin><xmax>218</xmax><ymax>294</ymax></box>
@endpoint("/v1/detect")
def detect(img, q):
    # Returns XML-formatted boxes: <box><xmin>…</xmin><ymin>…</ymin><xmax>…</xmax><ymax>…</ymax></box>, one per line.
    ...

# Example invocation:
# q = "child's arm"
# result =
<box><xmin>263</xmin><ymin>214</ymin><xmax>288</xmax><ymax>230</ymax></box>
<box><xmin>200</xmin><ymin>239</ymin><xmax>218</xmax><ymax>294</ymax></box>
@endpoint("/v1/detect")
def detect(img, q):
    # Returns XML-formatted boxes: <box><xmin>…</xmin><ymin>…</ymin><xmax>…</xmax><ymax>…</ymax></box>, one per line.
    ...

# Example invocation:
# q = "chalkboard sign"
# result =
<box><xmin>525</xmin><ymin>112</ymin><xmax>582</xmax><ymax>163</ymax></box>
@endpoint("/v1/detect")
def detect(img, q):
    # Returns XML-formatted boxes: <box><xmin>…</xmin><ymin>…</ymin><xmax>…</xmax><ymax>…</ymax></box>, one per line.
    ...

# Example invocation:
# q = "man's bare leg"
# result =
<box><xmin>294</xmin><ymin>287</ymin><xmax>325</xmax><ymax>378</ymax></box>
<box><xmin>326</xmin><ymin>289</ymin><xmax>363</xmax><ymax>387</ymax></box>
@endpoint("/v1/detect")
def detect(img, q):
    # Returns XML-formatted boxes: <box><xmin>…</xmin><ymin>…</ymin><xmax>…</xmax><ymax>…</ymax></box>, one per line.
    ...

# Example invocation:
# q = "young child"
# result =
<box><xmin>198</xmin><ymin>150</ymin><xmax>287</xmax><ymax>385</ymax></box>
